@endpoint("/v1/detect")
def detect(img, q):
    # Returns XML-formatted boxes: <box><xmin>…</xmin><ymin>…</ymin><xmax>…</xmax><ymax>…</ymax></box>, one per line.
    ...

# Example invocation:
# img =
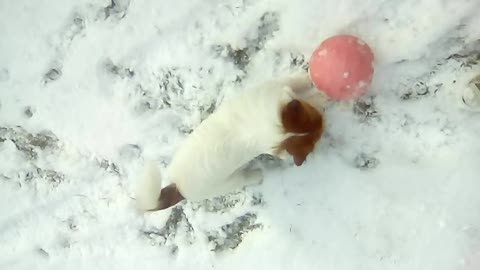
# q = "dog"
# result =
<box><xmin>135</xmin><ymin>73</ymin><xmax>325</xmax><ymax>211</ymax></box>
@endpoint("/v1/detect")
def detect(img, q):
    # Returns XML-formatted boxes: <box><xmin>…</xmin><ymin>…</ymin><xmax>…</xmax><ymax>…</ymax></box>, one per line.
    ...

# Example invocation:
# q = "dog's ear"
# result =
<box><xmin>281</xmin><ymin>100</ymin><xmax>304</xmax><ymax>132</ymax></box>
<box><xmin>281</xmin><ymin>134</ymin><xmax>317</xmax><ymax>166</ymax></box>
<box><xmin>157</xmin><ymin>184</ymin><xmax>184</xmax><ymax>210</ymax></box>
<box><xmin>281</xmin><ymin>99</ymin><xmax>323</xmax><ymax>134</ymax></box>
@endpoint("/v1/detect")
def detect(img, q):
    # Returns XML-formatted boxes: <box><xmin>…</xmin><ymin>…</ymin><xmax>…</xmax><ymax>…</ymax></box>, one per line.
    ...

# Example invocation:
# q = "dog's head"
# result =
<box><xmin>277</xmin><ymin>99</ymin><xmax>324</xmax><ymax>166</ymax></box>
<box><xmin>156</xmin><ymin>184</ymin><xmax>185</xmax><ymax>210</ymax></box>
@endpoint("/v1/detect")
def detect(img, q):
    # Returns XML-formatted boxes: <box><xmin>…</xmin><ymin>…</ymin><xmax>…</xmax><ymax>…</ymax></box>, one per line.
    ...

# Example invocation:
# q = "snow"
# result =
<box><xmin>1</xmin><ymin>0</ymin><xmax>480</xmax><ymax>269</ymax></box>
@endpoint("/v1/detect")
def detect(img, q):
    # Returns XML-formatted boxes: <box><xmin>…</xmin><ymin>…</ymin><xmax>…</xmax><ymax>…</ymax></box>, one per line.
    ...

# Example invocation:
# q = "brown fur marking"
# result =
<box><xmin>276</xmin><ymin>99</ymin><xmax>324</xmax><ymax>166</ymax></box>
<box><xmin>155</xmin><ymin>184</ymin><xmax>185</xmax><ymax>210</ymax></box>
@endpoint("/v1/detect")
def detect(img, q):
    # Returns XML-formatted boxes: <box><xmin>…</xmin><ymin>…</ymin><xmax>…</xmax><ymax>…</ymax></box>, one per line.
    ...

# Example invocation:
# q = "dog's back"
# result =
<box><xmin>168</xmin><ymin>81</ymin><xmax>294</xmax><ymax>200</ymax></box>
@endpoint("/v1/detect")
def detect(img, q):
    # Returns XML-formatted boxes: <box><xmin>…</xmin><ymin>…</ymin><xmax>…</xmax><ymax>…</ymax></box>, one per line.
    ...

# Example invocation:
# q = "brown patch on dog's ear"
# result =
<box><xmin>281</xmin><ymin>99</ymin><xmax>323</xmax><ymax>134</ymax></box>
<box><xmin>276</xmin><ymin>99</ymin><xmax>324</xmax><ymax>166</ymax></box>
<box><xmin>281</xmin><ymin>133</ymin><xmax>319</xmax><ymax>166</ymax></box>
<box><xmin>281</xmin><ymin>99</ymin><xmax>304</xmax><ymax>132</ymax></box>
<box><xmin>156</xmin><ymin>184</ymin><xmax>185</xmax><ymax>210</ymax></box>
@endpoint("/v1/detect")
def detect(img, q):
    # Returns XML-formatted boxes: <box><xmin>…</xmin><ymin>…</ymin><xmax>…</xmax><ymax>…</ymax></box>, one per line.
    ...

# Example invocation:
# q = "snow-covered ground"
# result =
<box><xmin>1</xmin><ymin>0</ymin><xmax>480</xmax><ymax>269</ymax></box>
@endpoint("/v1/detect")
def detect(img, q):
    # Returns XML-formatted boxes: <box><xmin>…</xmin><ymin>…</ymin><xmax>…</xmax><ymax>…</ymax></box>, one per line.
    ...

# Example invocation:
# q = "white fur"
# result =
<box><xmin>136</xmin><ymin>73</ymin><xmax>322</xmax><ymax>208</ymax></box>
<box><xmin>135</xmin><ymin>162</ymin><xmax>162</xmax><ymax>210</ymax></box>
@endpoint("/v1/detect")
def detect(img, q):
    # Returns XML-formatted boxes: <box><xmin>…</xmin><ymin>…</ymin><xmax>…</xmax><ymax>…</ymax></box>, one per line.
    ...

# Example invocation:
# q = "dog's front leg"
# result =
<box><xmin>284</xmin><ymin>73</ymin><xmax>328</xmax><ymax>109</ymax></box>
<box><xmin>232</xmin><ymin>168</ymin><xmax>263</xmax><ymax>185</ymax></box>
<box><xmin>225</xmin><ymin>168</ymin><xmax>264</xmax><ymax>191</ymax></box>
<box><xmin>208</xmin><ymin>169</ymin><xmax>264</xmax><ymax>197</ymax></box>
<box><xmin>283</xmin><ymin>72</ymin><xmax>313</xmax><ymax>94</ymax></box>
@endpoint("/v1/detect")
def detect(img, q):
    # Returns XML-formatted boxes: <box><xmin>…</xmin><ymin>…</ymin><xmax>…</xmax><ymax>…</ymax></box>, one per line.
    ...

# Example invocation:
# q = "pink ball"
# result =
<box><xmin>309</xmin><ymin>35</ymin><xmax>374</xmax><ymax>100</ymax></box>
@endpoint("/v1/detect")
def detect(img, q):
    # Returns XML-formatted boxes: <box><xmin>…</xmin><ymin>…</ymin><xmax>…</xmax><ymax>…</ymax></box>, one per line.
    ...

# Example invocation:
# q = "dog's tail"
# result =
<box><xmin>135</xmin><ymin>162</ymin><xmax>162</xmax><ymax>211</ymax></box>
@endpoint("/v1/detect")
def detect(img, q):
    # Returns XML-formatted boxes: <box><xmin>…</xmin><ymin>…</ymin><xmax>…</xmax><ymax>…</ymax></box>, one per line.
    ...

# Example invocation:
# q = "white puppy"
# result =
<box><xmin>136</xmin><ymin>73</ymin><xmax>325</xmax><ymax>211</ymax></box>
